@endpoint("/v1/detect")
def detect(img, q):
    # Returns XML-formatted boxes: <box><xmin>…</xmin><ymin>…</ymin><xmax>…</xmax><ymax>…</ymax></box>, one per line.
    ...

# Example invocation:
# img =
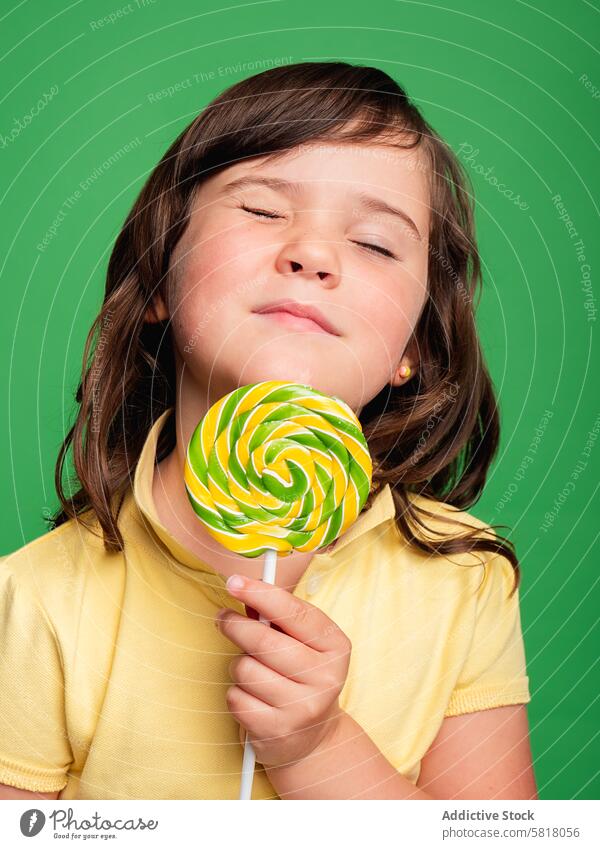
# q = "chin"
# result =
<box><xmin>227</xmin><ymin>358</ymin><xmax>361</xmax><ymax>411</ymax></box>
<box><xmin>239</xmin><ymin>362</ymin><xmax>316</xmax><ymax>387</ymax></box>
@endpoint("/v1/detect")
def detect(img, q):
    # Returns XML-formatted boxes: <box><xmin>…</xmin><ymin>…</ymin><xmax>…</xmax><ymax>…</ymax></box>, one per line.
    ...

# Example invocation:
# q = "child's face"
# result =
<box><xmin>166</xmin><ymin>139</ymin><xmax>430</xmax><ymax>412</ymax></box>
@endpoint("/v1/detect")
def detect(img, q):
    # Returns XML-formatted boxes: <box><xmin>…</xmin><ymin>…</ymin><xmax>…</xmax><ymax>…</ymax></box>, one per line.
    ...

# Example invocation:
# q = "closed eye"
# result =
<box><xmin>240</xmin><ymin>205</ymin><xmax>397</xmax><ymax>259</ymax></box>
<box><xmin>240</xmin><ymin>204</ymin><xmax>282</xmax><ymax>220</ymax></box>
<box><xmin>353</xmin><ymin>242</ymin><xmax>398</xmax><ymax>259</ymax></box>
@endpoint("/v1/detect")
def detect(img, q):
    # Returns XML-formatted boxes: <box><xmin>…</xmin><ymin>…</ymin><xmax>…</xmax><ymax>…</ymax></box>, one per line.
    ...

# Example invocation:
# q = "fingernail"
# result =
<box><xmin>227</xmin><ymin>574</ymin><xmax>245</xmax><ymax>592</ymax></box>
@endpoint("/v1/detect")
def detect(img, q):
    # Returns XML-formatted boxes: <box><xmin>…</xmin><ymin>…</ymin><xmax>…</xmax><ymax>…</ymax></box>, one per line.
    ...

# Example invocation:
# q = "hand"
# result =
<box><xmin>215</xmin><ymin>574</ymin><xmax>351</xmax><ymax>769</ymax></box>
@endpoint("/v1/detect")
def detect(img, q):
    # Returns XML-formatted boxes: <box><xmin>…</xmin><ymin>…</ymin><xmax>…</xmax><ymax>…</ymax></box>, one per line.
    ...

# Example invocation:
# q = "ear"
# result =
<box><xmin>390</xmin><ymin>336</ymin><xmax>419</xmax><ymax>387</ymax></box>
<box><xmin>144</xmin><ymin>292</ymin><xmax>169</xmax><ymax>324</ymax></box>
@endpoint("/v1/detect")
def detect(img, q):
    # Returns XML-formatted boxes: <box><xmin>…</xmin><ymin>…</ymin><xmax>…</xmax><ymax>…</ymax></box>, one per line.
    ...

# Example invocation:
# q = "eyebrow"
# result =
<box><xmin>219</xmin><ymin>175</ymin><xmax>422</xmax><ymax>241</ymax></box>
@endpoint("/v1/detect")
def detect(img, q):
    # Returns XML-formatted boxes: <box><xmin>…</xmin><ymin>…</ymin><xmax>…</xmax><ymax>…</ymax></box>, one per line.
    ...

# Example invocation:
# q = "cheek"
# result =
<box><xmin>170</xmin><ymin>231</ymin><xmax>256</xmax><ymax>329</ymax></box>
<box><xmin>357</xmin><ymin>263</ymin><xmax>427</xmax><ymax>346</ymax></box>
<box><xmin>168</xmin><ymin>225</ymin><xmax>271</xmax><ymax>370</ymax></box>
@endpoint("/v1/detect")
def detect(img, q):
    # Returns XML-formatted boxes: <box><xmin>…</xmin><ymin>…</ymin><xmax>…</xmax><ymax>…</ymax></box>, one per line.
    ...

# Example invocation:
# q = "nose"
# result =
<box><xmin>275</xmin><ymin>228</ymin><xmax>341</xmax><ymax>289</ymax></box>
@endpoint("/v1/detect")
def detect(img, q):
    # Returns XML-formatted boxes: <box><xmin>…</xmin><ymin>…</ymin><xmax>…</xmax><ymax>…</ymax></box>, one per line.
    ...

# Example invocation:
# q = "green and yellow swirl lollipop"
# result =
<box><xmin>183</xmin><ymin>379</ymin><xmax>373</xmax><ymax>799</ymax></box>
<box><xmin>184</xmin><ymin>379</ymin><xmax>372</xmax><ymax>558</ymax></box>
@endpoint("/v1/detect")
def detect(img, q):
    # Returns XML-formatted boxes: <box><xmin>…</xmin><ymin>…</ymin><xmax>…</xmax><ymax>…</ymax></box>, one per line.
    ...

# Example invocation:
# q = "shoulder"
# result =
<box><xmin>408</xmin><ymin>490</ymin><xmax>512</xmax><ymax>561</ymax></box>
<box><xmin>2</xmin><ymin>513</ymin><xmax>102</xmax><ymax>580</ymax></box>
<box><xmin>1</xmin><ymin>510</ymin><xmax>123</xmax><ymax>631</ymax></box>
<box><xmin>369</xmin><ymin>491</ymin><xmax>514</xmax><ymax>599</ymax></box>
<box><xmin>406</xmin><ymin>491</ymin><xmax>494</xmax><ymax>539</ymax></box>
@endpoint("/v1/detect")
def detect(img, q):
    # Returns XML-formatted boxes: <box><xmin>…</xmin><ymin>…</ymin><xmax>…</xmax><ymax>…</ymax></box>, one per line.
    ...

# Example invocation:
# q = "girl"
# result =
<box><xmin>0</xmin><ymin>61</ymin><xmax>536</xmax><ymax>800</ymax></box>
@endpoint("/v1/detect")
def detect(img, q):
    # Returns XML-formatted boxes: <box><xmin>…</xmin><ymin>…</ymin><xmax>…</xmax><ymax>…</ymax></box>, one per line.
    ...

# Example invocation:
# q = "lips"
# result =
<box><xmin>252</xmin><ymin>300</ymin><xmax>340</xmax><ymax>336</ymax></box>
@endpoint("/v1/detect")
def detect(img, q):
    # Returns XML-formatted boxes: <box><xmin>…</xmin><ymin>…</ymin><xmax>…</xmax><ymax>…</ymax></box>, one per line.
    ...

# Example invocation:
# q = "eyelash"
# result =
<box><xmin>238</xmin><ymin>205</ymin><xmax>398</xmax><ymax>260</ymax></box>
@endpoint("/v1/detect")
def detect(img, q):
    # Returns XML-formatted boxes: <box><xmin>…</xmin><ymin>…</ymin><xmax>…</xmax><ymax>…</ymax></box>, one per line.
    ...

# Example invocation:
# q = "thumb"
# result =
<box><xmin>239</xmin><ymin>723</ymin><xmax>247</xmax><ymax>747</ymax></box>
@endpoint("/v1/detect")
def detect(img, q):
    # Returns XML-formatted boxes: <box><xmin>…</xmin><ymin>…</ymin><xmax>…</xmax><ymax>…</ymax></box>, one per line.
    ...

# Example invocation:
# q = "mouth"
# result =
<box><xmin>252</xmin><ymin>300</ymin><xmax>340</xmax><ymax>336</ymax></box>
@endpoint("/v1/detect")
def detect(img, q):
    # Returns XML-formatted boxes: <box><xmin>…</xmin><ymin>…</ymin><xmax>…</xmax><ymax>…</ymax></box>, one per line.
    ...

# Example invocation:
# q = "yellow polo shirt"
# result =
<box><xmin>0</xmin><ymin>408</ymin><xmax>531</xmax><ymax>799</ymax></box>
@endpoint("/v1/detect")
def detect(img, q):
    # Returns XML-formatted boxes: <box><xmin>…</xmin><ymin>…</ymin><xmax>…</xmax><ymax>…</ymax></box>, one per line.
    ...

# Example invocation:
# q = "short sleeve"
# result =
<box><xmin>444</xmin><ymin>553</ymin><xmax>532</xmax><ymax>717</ymax></box>
<box><xmin>0</xmin><ymin>558</ymin><xmax>73</xmax><ymax>792</ymax></box>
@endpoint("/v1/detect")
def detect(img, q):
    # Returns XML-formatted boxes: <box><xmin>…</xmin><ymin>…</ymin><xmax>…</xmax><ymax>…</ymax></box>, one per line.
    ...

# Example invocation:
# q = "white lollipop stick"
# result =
<box><xmin>238</xmin><ymin>547</ymin><xmax>278</xmax><ymax>800</ymax></box>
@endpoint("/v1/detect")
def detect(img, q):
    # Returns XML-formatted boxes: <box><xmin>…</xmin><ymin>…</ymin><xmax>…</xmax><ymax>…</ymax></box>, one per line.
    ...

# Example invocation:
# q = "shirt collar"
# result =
<box><xmin>133</xmin><ymin>407</ymin><xmax>397</xmax><ymax>574</ymax></box>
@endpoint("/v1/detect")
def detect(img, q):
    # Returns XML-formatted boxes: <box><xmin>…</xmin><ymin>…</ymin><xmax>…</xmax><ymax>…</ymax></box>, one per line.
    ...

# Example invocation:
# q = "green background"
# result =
<box><xmin>1</xmin><ymin>0</ymin><xmax>598</xmax><ymax>800</ymax></box>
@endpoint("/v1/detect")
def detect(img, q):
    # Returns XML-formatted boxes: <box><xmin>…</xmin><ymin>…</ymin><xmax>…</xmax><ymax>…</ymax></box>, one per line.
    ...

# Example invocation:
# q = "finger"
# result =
<box><xmin>229</xmin><ymin>653</ymin><xmax>309</xmax><ymax>710</ymax></box>
<box><xmin>217</xmin><ymin>609</ymin><xmax>316</xmax><ymax>681</ymax></box>
<box><xmin>245</xmin><ymin>603</ymin><xmax>285</xmax><ymax>634</ymax></box>
<box><xmin>226</xmin><ymin>575</ymin><xmax>344</xmax><ymax>651</ymax></box>
<box><xmin>226</xmin><ymin>686</ymin><xmax>279</xmax><ymax>745</ymax></box>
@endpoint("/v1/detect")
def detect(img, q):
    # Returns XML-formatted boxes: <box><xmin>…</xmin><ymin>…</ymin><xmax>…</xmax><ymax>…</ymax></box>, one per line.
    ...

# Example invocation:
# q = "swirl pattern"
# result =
<box><xmin>184</xmin><ymin>380</ymin><xmax>373</xmax><ymax>557</ymax></box>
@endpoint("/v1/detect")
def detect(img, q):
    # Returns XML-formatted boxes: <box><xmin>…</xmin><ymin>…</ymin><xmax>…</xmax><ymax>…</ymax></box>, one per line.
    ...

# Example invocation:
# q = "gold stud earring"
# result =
<box><xmin>399</xmin><ymin>365</ymin><xmax>411</xmax><ymax>379</ymax></box>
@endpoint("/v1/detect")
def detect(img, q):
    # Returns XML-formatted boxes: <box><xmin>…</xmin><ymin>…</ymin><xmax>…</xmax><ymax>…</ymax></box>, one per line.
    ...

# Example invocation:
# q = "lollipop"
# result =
<box><xmin>184</xmin><ymin>379</ymin><xmax>373</xmax><ymax>798</ymax></box>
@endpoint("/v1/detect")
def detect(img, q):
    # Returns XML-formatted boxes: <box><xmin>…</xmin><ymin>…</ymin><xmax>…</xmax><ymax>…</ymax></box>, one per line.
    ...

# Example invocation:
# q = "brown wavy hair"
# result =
<box><xmin>49</xmin><ymin>61</ymin><xmax>521</xmax><ymax>597</ymax></box>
